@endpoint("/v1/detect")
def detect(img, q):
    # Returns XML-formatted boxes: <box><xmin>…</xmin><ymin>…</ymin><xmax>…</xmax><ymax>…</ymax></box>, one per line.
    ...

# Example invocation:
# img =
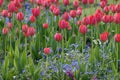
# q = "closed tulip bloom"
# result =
<box><xmin>14</xmin><ymin>0</ymin><xmax>22</xmax><ymax>8</ymax></box>
<box><xmin>16</xmin><ymin>12</ymin><xmax>24</xmax><ymax>21</ymax></box>
<box><xmin>82</xmin><ymin>0</ymin><xmax>88</xmax><ymax>5</ymax></box>
<box><xmin>32</xmin><ymin>7</ymin><xmax>40</xmax><ymax>17</ymax></box>
<box><xmin>100</xmin><ymin>0</ymin><xmax>108</xmax><ymax>3</ymax></box>
<box><xmin>114</xmin><ymin>34</ymin><xmax>120</xmax><ymax>42</ymax></box>
<box><xmin>0</xmin><ymin>0</ymin><xmax>3</xmax><ymax>6</ymax></box>
<box><xmin>43</xmin><ymin>23</ymin><xmax>48</xmax><ymax>29</ymax></box>
<box><xmin>53</xmin><ymin>7</ymin><xmax>60</xmax><ymax>16</ymax></box>
<box><xmin>88</xmin><ymin>15</ymin><xmax>96</xmax><ymax>25</ymax></box>
<box><xmin>76</xmin><ymin>7</ymin><xmax>82</xmax><ymax>16</ymax></box>
<box><xmin>102</xmin><ymin>15</ymin><xmax>109</xmax><ymax>23</ymax></box>
<box><xmin>76</xmin><ymin>20</ymin><xmax>82</xmax><ymax>26</ymax></box>
<box><xmin>103</xmin><ymin>6</ymin><xmax>109</xmax><ymax>13</ymax></box>
<box><xmin>115</xmin><ymin>4</ymin><xmax>120</xmax><ymax>13</ymax></box>
<box><xmin>82</xmin><ymin>17</ymin><xmax>89</xmax><ymax>25</ymax></box>
<box><xmin>63</xmin><ymin>0</ymin><xmax>69</xmax><ymax>6</ymax></box>
<box><xmin>50</xmin><ymin>5</ymin><xmax>56</xmax><ymax>12</ymax></box>
<box><xmin>100</xmin><ymin>32</ymin><xmax>109</xmax><ymax>42</ymax></box>
<box><xmin>36</xmin><ymin>0</ymin><xmax>42</xmax><ymax>5</ymax></box>
<box><xmin>7</xmin><ymin>22</ymin><xmax>13</xmax><ymax>29</ymax></box>
<box><xmin>114</xmin><ymin>13</ymin><xmax>120</xmax><ymax>24</ymax></box>
<box><xmin>1</xmin><ymin>10</ymin><xmax>8</xmax><ymax>17</ymax></box>
<box><xmin>8</xmin><ymin>2</ymin><xmax>16</xmax><ymax>12</ymax></box>
<box><xmin>54</xmin><ymin>32</ymin><xmax>62</xmax><ymax>42</ymax></box>
<box><xmin>27</xmin><ymin>27</ymin><xmax>36</xmax><ymax>36</ymax></box>
<box><xmin>79</xmin><ymin>25</ymin><xmax>87</xmax><ymax>34</ymax></box>
<box><xmin>2</xmin><ymin>27</ymin><xmax>9</xmax><ymax>35</ymax></box>
<box><xmin>73</xmin><ymin>0</ymin><xmax>79</xmax><ymax>8</ymax></box>
<box><xmin>44</xmin><ymin>47</ymin><xmax>51</xmax><ymax>55</ymax></box>
<box><xmin>94</xmin><ymin>12</ymin><xmax>102</xmax><ymax>23</ymax></box>
<box><xmin>62</xmin><ymin>12</ymin><xmax>69</xmax><ymax>21</ymax></box>
<box><xmin>88</xmin><ymin>0</ymin><xmax>94</xmax><ymax>4</ymax></box>
<box><xmin>70</xmin><ymin>10</ymin><xmax>77</xmax><ymax>18</ymax></box>
<box><xmin>29</xmin><ymin>15</ymin><xmax>36</xmax><ymax>23</ymax></box>
<box><xmin>58</xmin><ymin>19</ymin><xmax>69</xmax><ymax>29</ymax></box>
<box><xmin>109</xmin><ymin>4</ymin><xmax>116</xmax><ymax>13</ymax></box>
<box><xmin>100</xmin><ymin>1</ymin><xmax>106</xmax><ymax>8</ymax></box>
<box><xmin>22</xmin><ymin>24</ymin><xmax>28</xmax><ymax>33</ymax></box>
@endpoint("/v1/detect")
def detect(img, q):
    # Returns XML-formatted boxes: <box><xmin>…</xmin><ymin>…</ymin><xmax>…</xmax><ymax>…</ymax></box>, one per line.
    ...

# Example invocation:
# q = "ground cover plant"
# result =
<box><xmin>0</xmin><ymin>0</ymin><xmax>120</xmax><ymax>80</ymax></box>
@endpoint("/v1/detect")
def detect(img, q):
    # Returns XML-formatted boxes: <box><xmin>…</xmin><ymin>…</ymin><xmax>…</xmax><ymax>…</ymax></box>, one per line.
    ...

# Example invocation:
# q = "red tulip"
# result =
<box><xmin>14</xmin><ymin>0</ymin><xmax>22</xmax><ymax>9</ymax></box>
<box><xmin>100</xmin><ymin>32</ymin><xmax>109</xmax><ymax>42</ymax></box>
<box><xmin>36</xmin><ymin>0</ymin><xmax>42</xmax><ymax>5</ymax></box>
<box><xmin>73</xmin><ymin>0</ymin><xmax>79</xmax><ymax>8</ymax></box>
<box><xmin>100</xmin><ymin>1</ymin><xmax>106</xmax><ymax>8</ymax></box>
<box><xmin>114</xmin><ymin>34</ymin><xmax>120</xmax><ymax>42</ymax></box>
<box><xmin>16</xmin><ymin>12</ymin><xmax>24</xmax><ymax>21</ymax></box>
<box><xmin>7</xmin><ymin>22</ymin><xmax>13</xmax><ymax>29</ymax></box>
<box><xmin>115</xmin><ymin>4</ymin><xmax>120</xmax><ymax>13</ymax></box>
<box><xmin>0</xmin><ymin>0</ymin><xmax>3</xmax><ymax>6</ymax></box>
<box><xmin>94</xmin><ymin>12</ymin><xmax>102</xmax><ymax>23</ymax></box>
<box><xmin>100</xmin><ymin>0</ymin><xmax>108</xmax><ymax>3</ymax></box>
<box><xmin>76</xmin><ymin>20</ymin><xmax>82</xmax><ymax>26</ymax></box>
<box><xmin>58</xmin><ymin>20</ymin><xmax>69</xmax><ymax>29</ymax></box>
<box><xmin>62</xmin><ymin>12</ymin><xmax>69</xmax><ymax>21</ymax></box>
<box><xmin>22</xmin><ymin>24</ymin><xmax>28</xmax><ymax>33</ymax></box>
<box><xmin>110</xmin><ymin>4</ymin><xmax>116</xmax><ymax>13</ymax></box>
<box><xmin>88</xmin><ymin>0</ymin><xmax>94</xmax><ymax>4</ymax></box>
<box><xmin>76</xmin><ymin>7</ymin><xmax>82</xmax><ymax>16</ymax></box>
<box><xmin>54</xmin><ymin>32</ymin><xmax>62</xmax><ymax>42</ymax></box>
<box><xmin>1</xmin><ymin>10</ymin><xmax>8</xmax><ymax>17</ymax></box>
<box><xmin>27</xmin><ymin>27</ymin><xmax>36</xmax><ymax>36</ymax></box>
<box><xmin>88</xmin><ymin>15</ymin><xmax>96</xmax><ymax>25</ymax></box>
<box><xmin>70</xmin><ymin>10</ymin><xmax>77</xmax><ymax>18</ymax></box>
<box><xmin>32</xmin><ymin>7</ymin><xmax>40</xmax><ymax>17</ymax></box>
<box><xmin>50</xmin><ymin>5</ymin><xmax>56</xmax><ymax>12</ymax></box>
<box><xmin>103</xmin><ymin>6</ymin><xmax>109</xmax><ymax>13</ymax></box>
<box><xmin>63</xmin><ymin>0</ymin><xmax>69</xmax><ymax>6</ymax></box>
<box><xmin>44</xmin><ymin>47</ymin><xmax>51</xmax><ymax>55</ymax></box>
<box><xmin>79</xmin><ymin>25</ymin><xmax>87</xmax><ymax>34</ymax></box>
<box><xmin>29</xmin><ymin>15</ymin><xmax>36</xmax><ymax>23</ymax></box>
<box><xmin>53</xmin><ymin>7</ymin><xmax>60</xmax><ymax>16</ymax></box>
<box><xmin>2</xmin><ymin>27</ymin><xmax>9</xmax><ymax>35</ymax></box>
<box><xmin>82</xmin><ymin>17</ymin><xmax>89</xmax><ymax>25</ymax></box>
<box><xmin>102</xmin><ymin>15</ymin><xmax>109</xmax><ymax>23</ymax></box>
<box><xmin>43</xmin><ymin>23</ymin><xmax>48</xmax><ymax>29</ymax></box>
<box><xmin>114</xmin><ymin>13</ymin><xmax>120</xmax><ymax>24</ymax></box>
<box><xmin>82</xmin><ymin>0</ymin><xmax>88</xmax><ymax>5</ymax></box>
<box><xmin>8</xmin><ymin>2</ymin><xmax>16</xmax><ymax>12</ymax></box>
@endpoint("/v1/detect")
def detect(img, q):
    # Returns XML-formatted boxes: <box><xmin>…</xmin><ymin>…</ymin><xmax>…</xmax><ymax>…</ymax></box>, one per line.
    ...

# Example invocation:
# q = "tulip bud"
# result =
<box><xmin>100</xmin><ymin>32</ymin><xmax>109</xmax><ymax>42</ymax></box>
<box><xmin>114</xmin><ymin>34</ymin><xmax>120</xmax><ymax>42</ymax></box>
<box><xmin>29</xmin><ymin>15</ymin><xmax>36</xmax><ymax>23</ymax></box>
<box><xmin>7</xmin><ymin>22</ymin><xmax>13</xmax><ymax>29</ymax></box>
<box><xmin>16</xmin><ymin>12</ymin><xmax>24</xmax><ymax>21</ymax></box>
<box><xmin>54</xmin><ymin>32</ymin><xmax>62</xmax><ymax>42</ymax></box>
<box><xmin>32</xmin><ymin>7</ymin><xmax>40</xmax><ymax>17</ymax></box>
<box><xmin>70</xmin><ymin>10</ymin><xmax>77</xmax><ymax>18</ymax></box>
<box><xmin>2</xmin><ymin>27</ymin><xmax>9</xmax><ymax>35</ymax></box>
<box><xmin>79</xmin><ymin>25</ymin><xmax>87</xmax><ymax>34</ymax></box>
<box><xmin>1</xmin><ymin>10</ymin><xmax>8</xmax><ymax>17</ymax></box>
<box><xmin>44</xmin><ymin>47</ymin><xmax>51</xmax><ymax>55</ymax></box>
<box><xmin>43</xmin><ymin>23</ymin><xmax>48</xmax><ymax>29</ymax></box>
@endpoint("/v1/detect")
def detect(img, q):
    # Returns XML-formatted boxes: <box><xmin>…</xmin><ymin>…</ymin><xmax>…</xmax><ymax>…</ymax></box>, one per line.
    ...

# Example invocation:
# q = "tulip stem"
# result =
<box><xmin>116</xmin><ymin>43</ymin><xmax>118</xmax><ymax>72</ymax></box>
<box><xmin>62</xmin><ymin>30</ymin><xmax>64</xmax><ymax>63</ymax></box>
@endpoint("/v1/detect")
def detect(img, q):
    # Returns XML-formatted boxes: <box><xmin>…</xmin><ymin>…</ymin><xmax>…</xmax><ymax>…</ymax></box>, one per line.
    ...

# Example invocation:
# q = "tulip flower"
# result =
<box><xmin>70</xmin><ymin>10</ymin><xmax>77</xmax><ymax>18</ymax></box>
<box><xmin>100</xmin><ymin>32</ymin><xmax>109</xmax><ymax>42</ymax></box>
<box><xmin>16</xmin><ymin>12</ymin><xmax>24</xmax><ymax>21</ymax></box>
<box><xmin>44</xmin><ymin>47</ymin><xmax>51</xmax><ymax>55</ymax></box>
<box><xmin>43</xmin><ymin>23</ymin><xmax>49</xmax><ymax>29</ymax></box>
<box><xmin>63</xmin><ymin>0</ymin><xmax>69</xmax><ymax>6</ymax></box>
<box><xmin>2</xmin><ymin>27</ymin><xmax>9</xmax><ymax>35</ymax></box>
<box><xmin>29</xmin><ymin>15</ymin><xmax>36</xmax><ymax>23</ymax></box>
<box><xmin>32</xmin><ymin>7</ymin><xmax>40</xmax><ymax>17</ymax></box>
<box><xmin>79</xmin><ymin>25</ymin><xmax>87</xmax><ymax>34</ymax></box>
<box><xmin>54</xmin><ymin>32</ymin><xmax>62</xmax><ymax>42</ymax></box>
